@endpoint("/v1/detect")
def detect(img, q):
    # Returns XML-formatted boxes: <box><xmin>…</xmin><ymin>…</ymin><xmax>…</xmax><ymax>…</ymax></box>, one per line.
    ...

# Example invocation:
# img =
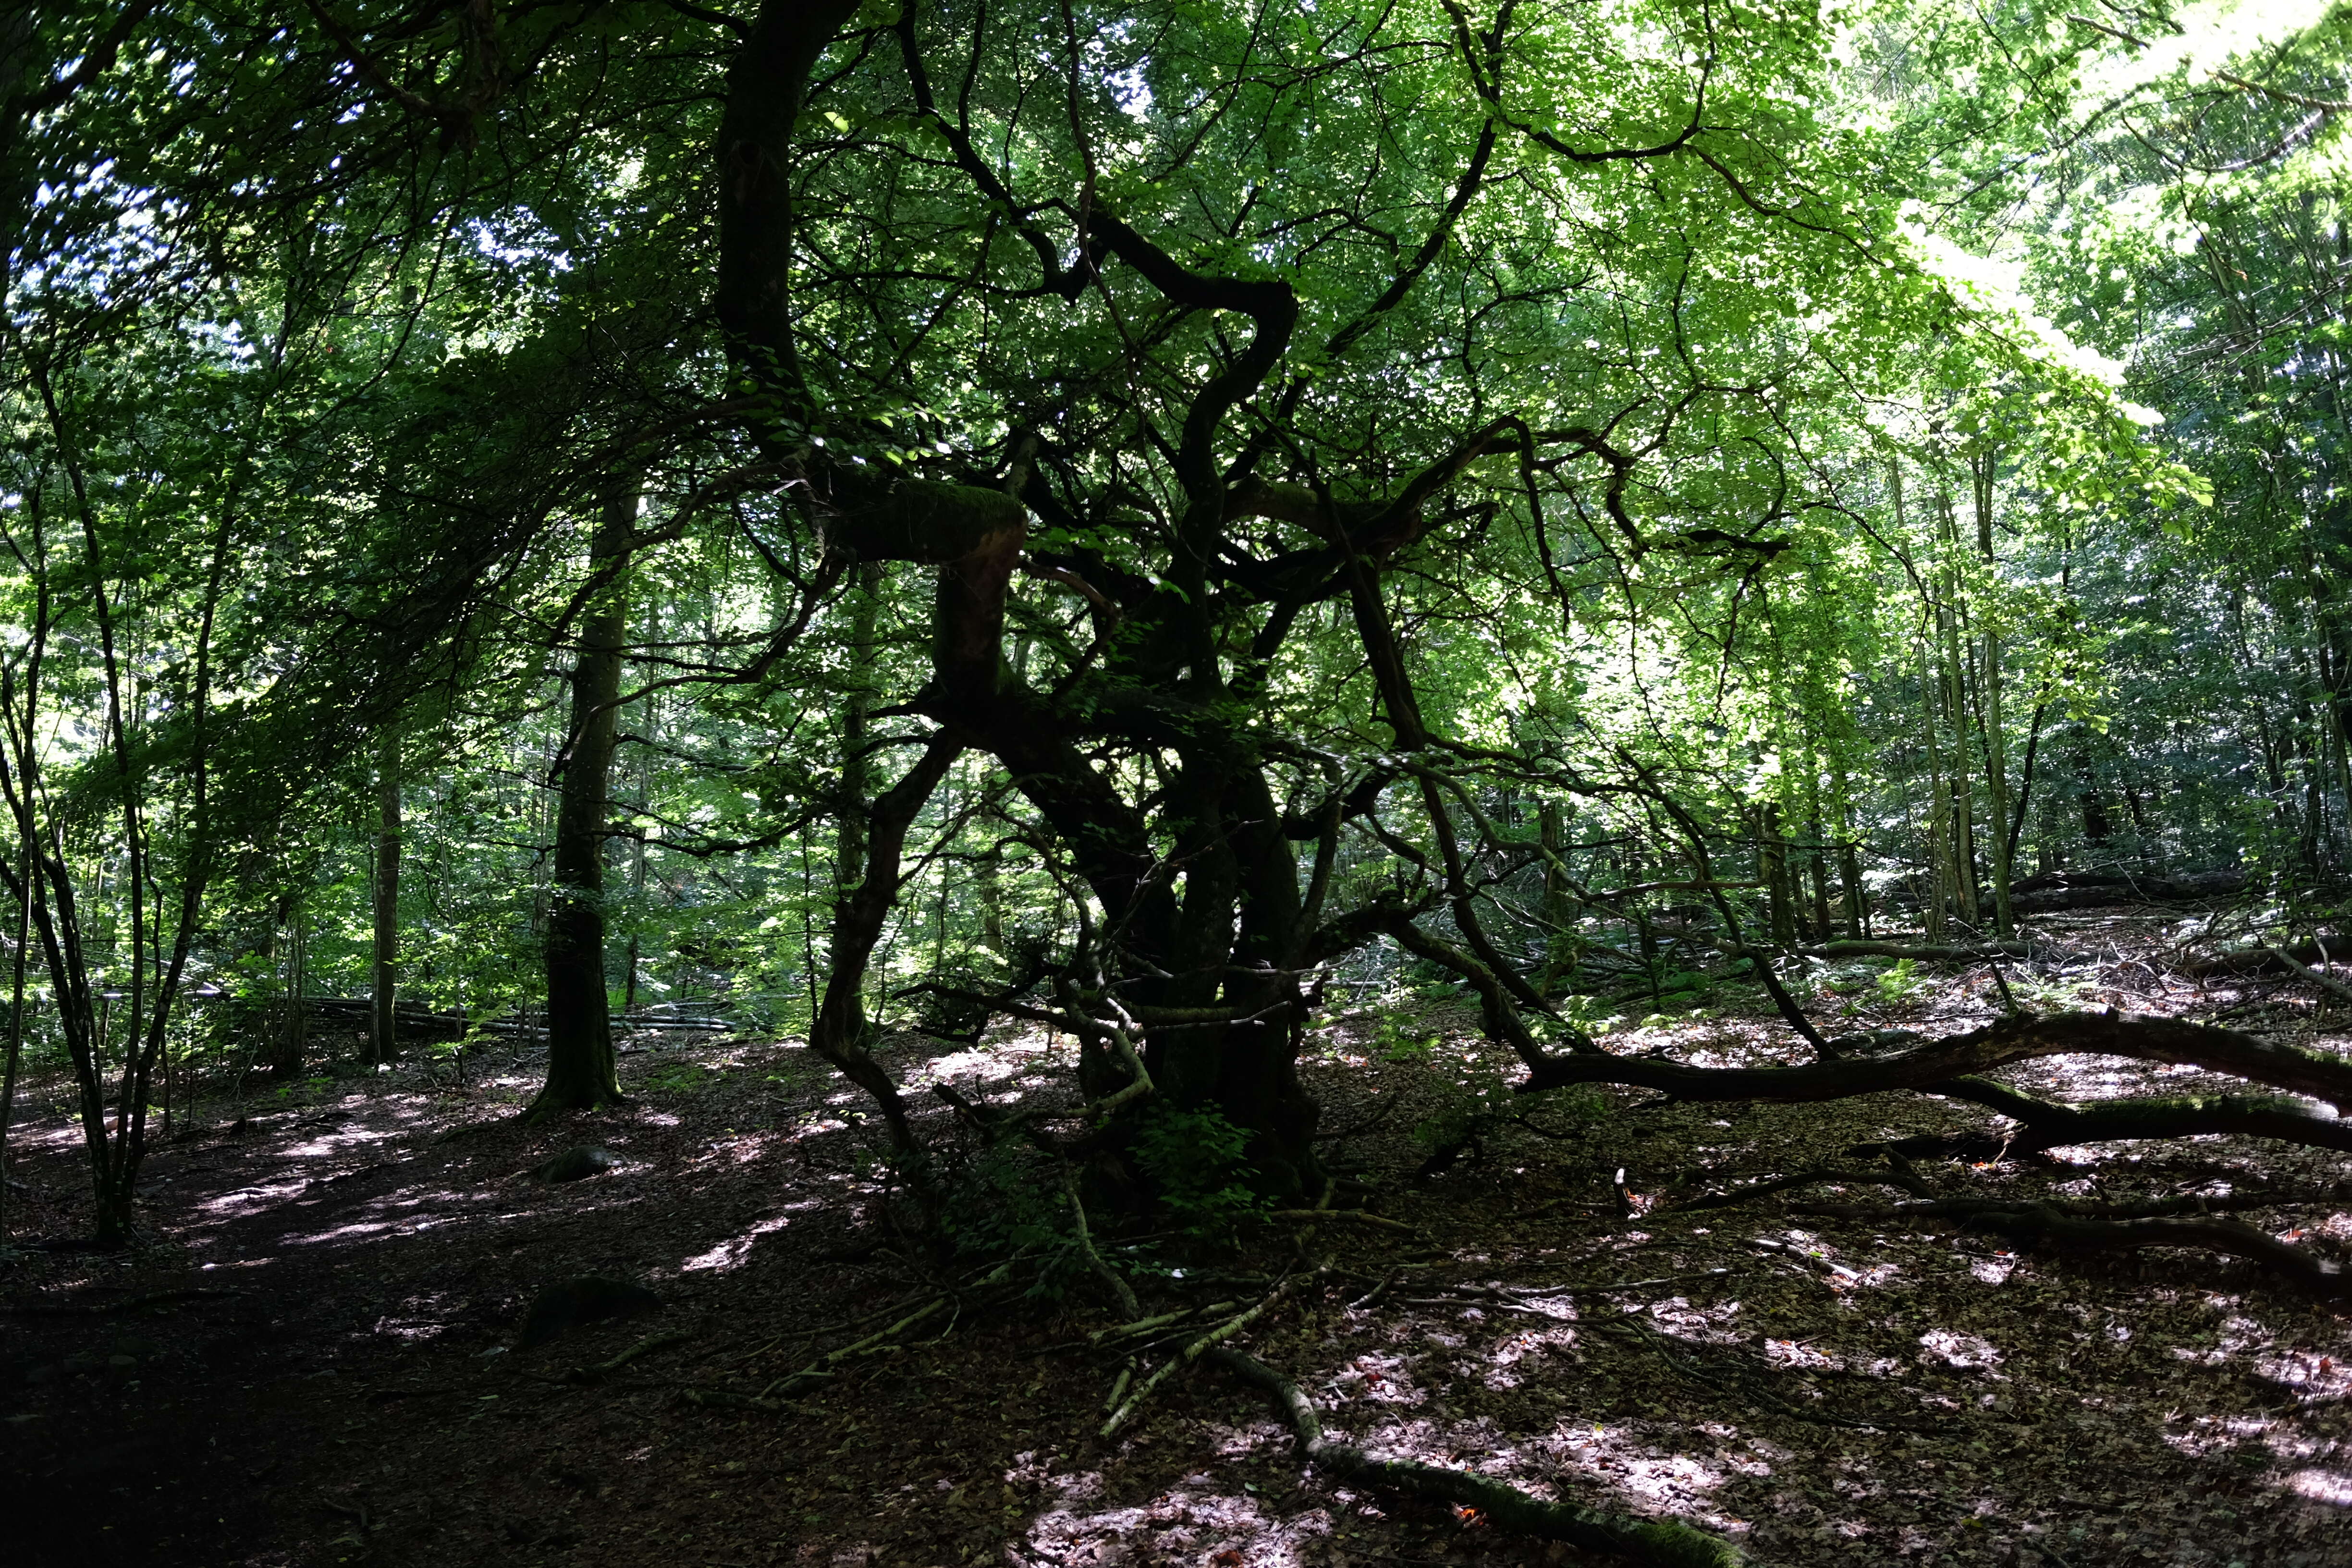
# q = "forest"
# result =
<box><xmin>3</xmin><ymin>0</ymin><xmax>2352</xmax><ymax>1563</ymax></box>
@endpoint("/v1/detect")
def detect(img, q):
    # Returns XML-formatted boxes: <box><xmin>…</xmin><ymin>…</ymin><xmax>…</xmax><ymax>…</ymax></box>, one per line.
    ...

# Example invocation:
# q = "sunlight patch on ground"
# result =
<box><xmin>1970</xmin><ymin>1250</ymin><xmax>2018</xmax><ymax>1285</ymax></box>
<box><xmin>1525</xmin><ymin>1418</ymin><xmax>1749</xmax><ymax>1533</ymax></box>
<box><xmin>680</xmin><ymin>1213</ymin><xmax>791</xmax><ymax>1272</ymax></box>
<box><xmin>1014</xmin><ymin>1461</ymin><xmax>1335</xmax><ymax>1568</ymax></box>
<box><xmin>1325</xmin><ymin>1351</ymin><xmax>1428</xmax><ymax>1407</ymax></box>
<box><xmin>197</xmin><ymin>1180</ymin><xmax>311</xmax><ymax>1219</ymax></box>
<box><xmin>905</xmin><ymin>1033</ymin><xmax>1079</xmax><ymax>1092</ymax></box>
<box><xmin>2288</xmin><ymin>1468</ymin><xmax>2352</xmax><ymax>1505</ymax></box>
<box><xmin>289</xmin><ymin>1218</ymin><xmax>404</xmax><ymax>1244</ymax></box>
<box><xmin>1918</xmin><ymin>1329</ymin><xmax>2003</xmax><ymax>1372</ymax></box>
<box><xmin>691</xmin><ymin>1131</ymin><xmax>777</xmax><ymax>1165</ymax></box>
<box><xmin>280</xmin><ymin>1121</ymin><xmax>398</xmax><ymax>1158</ymax></box>
<box><xmin>2251</xmin><ymin>1347</ymin><xmax>2351</xmax><ymax>1401</ymax></box>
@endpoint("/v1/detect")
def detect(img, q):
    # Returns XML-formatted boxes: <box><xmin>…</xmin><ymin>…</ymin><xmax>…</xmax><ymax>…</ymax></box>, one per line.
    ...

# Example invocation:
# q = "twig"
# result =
<box><xmin>756</xmin><ymin>1295</ymin><xmax>951</xmax><ymax>1400</ymax></box>
<box><xmin>1407</xmin><ymin>1269</ymin><xmax>1735</xmax><ymax>1313</ymax></box>
<box><xmin>1987</xmin><ymin>962</ymin><xmax>2023</xmax><ymax>1016</ymax></box>
<box><xmin>1101</xmin><ymin>1270</ymin><xmax>1319</xmax><ymax>1438</ymax></box>
<box><xmin>1102</xmin><ymin>1360</ymin><xmax>1133</xmax><ymax>1413</ymax></box>
<box><xmin>1087</xmin><ymin>1300</ymin><xmax>1237</xmax><ymax>1345</ymax></box>
<box><xmin>727</xmin><ymin>1262</ymin><xmax>1009</xmax><ymax>1364</ymax></box>
<box><xmin>1348</xmin><ymin>1267</ymin><xmax>1403</xmax><ymax>1310</ymax></box>
<box><xmin>1261</xmin><ymin>1208</ymin><xmax>1416</xmax><ymax>1232</ymax></box>
<box><xmin>565</xmin><ymin>1329</ymin><xmax>691</xmax><ymax>1383</ymax></box>
<box><xmin>1212</xmin><ymin>1347</ymin><xmax>1740</xmax><ymax>1566</ymax></box>
<box><xmin>679</xmin><ymin>1386</ymin><xmax>796</xmax><ymax>1414</ymax></box>
<box><xmin>2264</xmin><ymin>943</ymin><xmax>2352</xmax><ymax>1007</ymax></box>
<box><xmin>1514</xmin><ymin>1268</ymin><xmax>1736</xmax><ymax>1298</ymax></box>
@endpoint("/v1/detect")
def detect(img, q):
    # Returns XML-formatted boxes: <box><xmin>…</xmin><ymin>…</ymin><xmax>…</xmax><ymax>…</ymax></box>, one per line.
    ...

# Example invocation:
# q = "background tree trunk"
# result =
<box><xmin>534</xmin><ymin>482</ymin><xmax>635</xmax><ymax>1114</ymax></box>
<box><xmin>370</xmin><ymin>730</ymin><xmax>401</xmax><ymax>1066</ymax></box>
<box><xmin>1973</xmin><ymin>452</ymin><xmax>2015</xmax><ymax>935</ymax></box>
<box><xmin>836</xmin><ymin>560</ymin><xmax>883</xmax><ymax>891</ymax></box>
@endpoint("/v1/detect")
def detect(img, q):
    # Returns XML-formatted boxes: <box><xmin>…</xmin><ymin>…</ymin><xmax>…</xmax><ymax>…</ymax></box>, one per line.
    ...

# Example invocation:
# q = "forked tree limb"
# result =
<box><xmin>1522</xmin><ymin>1008</ymin><xmax>2352</xmax><ymax>1109</ymax></box>
<box><xmin>2264</xmin><ymin>944</ymin><xmax>2352</xmax><ymax>1006</ymax></box>
<box><xmin>1211</xmin><ymin>1347</ymin><xmax>1741</xmax><ymax>1568</ymax></box>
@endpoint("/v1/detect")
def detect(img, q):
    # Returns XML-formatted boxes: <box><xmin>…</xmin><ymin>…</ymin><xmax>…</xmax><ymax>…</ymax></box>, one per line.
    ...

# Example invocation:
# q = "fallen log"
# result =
<box><xmin>1522</xmin><ymin>1007</ymin><xmax>2352</xmax><ymax>1110</ymax></box>
<box><xmin>2183</xmin><ymin>936</ymin><xmax>2350</xmax><ymax>979</ymax></box>
<box><xmin>1212</xmin><ymin>1347</ymin><xmax>1740</xmax><ymax>1567</ymax></box>
<box><xmin>1805</xmin><ymin>939</ymin><xmax>2032</xmax><ymax>961</ymax></box>
<box><xmin>1722</xmin><ymin>939</ymin><xmax>2041</xmax><ymax>966</ymax></box>
<box><xmin>2009</xmin><ymin>869</ymin><xmax>2245</xmax><ymax>914</ymax></box>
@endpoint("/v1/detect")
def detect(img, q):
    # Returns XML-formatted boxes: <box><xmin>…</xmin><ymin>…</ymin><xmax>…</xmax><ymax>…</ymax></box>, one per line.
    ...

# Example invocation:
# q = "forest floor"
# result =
<box><xmin>2</xmin><ymin>907</ymin><xmax>2351</xmax><ymax>1568</ymax></box>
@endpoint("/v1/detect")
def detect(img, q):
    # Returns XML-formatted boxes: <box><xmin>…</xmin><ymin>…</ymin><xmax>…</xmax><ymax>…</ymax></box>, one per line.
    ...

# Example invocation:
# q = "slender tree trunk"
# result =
<box><xmin>533</xmin><ymin>482</ymin><xmax>635</xmax><ymax>1114</ymax></box>
<box><xmin>836</xmin><ymin>560</ymin><xmax>883</xmax><ymax>889</ymax></box>
<box><xmin>281</xmin><ymin>896</ymin><xmax>308</xmax><ymax>1075</ymax></box>
<box><xmin>1537</xmin><ymin>800</ymin><xmax>1578</xmax><ymax>987</ymax></box>
<box><xmin>1830</xmin><ymin>753</ymin><xmax>1866</xmax><ymax>938</ymax></box>
<box><xmin>1801</xmin><ymin>742</ymin><xmax>1832</xmax><ymax>939</ymax></box>
<box><xmin>814</xmin><ymin>735</ymin><xmax>962</xmax><ymax>1174</ymax></box>
<box><xmin>977</xmin><ymin>842</ymin><xmax>1005</xmax><ymax>956</ymax></box>
<box><xmin>622</xmin><ymin>726</ymin><xmax>651</xmax><ymax>1021</ymax></box>
<box><xmin>370</xmin><ymin>726</ymin><xmax>401</xmax><ymax>1066</ymax></box>
<box><xmin>1759</xmin><ymin>802</ymin><xmax>1796</xmax><ymax>946</ymax></box>
<box><xmin>0</xmin><ymin>834</ymin><xmax>30</xmax><ymax>1242</ymax></box>
<box><xmin>1920</xmin><ymin>637</ymin><xmax>1953</xmax><ymax>943</ymax></box>
<box><xmin>1940</xmin><ymin>613</ymin><xmax>1980</xmax><ymax>924</ymax></box>
<box><xmin>2079</xmin><ymin>750</ymin><xmax>2113</xmax><ymax>855</ymax></box>
<box><xmin>1970</xmin><ymin>452</ymin><xmax>2015</xmax><ymax>934</ymax></box>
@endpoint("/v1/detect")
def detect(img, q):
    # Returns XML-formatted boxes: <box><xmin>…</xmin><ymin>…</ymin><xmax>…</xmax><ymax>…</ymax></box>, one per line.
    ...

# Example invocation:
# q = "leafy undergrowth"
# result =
<box><xmin>2</xmin><ymin>910</ymin><xmax>2350</xmax><ymax>1568</ymax></box>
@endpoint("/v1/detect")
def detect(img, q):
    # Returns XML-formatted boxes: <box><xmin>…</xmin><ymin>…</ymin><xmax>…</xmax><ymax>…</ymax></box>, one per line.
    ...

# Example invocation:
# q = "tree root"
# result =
<box><xmin>1211</xmin><ymin>1346</ymin><xmax>1741</xmax><ymax>1568</ymax></box>
<box><xmin>1923</xmin><ymin>1077</ymin><xmax>2352</xmax><ymax>1155</ymax></box>
<box><xmin>1785</xmin><ymin>1198</ymin><xmax>2348</xmax><ymax>1297</ymax></box>
<box><xmin>1521</xmin><ymin>1008</ymin><xmax>2352</xmax><ymax>1109</ymax></box>
<box><xmin>1062</xmin><ymin>1169</ymin><xmax>1139</xmax><ymax>1317</ymax></box>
